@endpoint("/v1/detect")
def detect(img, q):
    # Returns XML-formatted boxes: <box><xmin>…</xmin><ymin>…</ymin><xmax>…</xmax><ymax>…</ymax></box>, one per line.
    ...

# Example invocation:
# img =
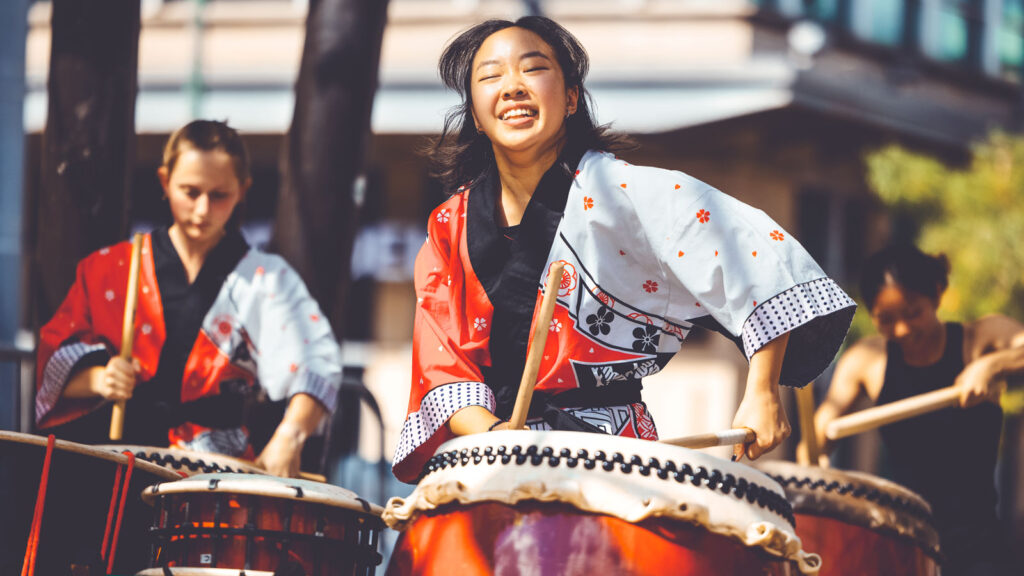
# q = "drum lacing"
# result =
<box><xmin>133</xmin><ymin>450</ymin><xmax>253</xmax><ymax>474</ymax></box>
<box><xmin>421</xmin><ymin>444</ymin><xmax>795</xmax><ymax>526</ymax></box>
<box><xmin>100</xmin><ymin>451</ymin><xmax>136</xmax><ymax>575</ymax></box>
<box><xmin>769</xmin><ymin>475</ymin><xmax>933</xmax><ymax>520</ymax></box>
<box><xmin>20</xmin><ymin>434</ymin><xmax>56</xmax><ymax>576</ymax></box>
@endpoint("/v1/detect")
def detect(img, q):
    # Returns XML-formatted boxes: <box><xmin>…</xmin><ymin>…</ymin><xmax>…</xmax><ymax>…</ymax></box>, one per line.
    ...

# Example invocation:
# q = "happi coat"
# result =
<box><xmin>35</xmin><ymin>228</ymin><xmax>342</xmax><ymax>456</ymax></box>
<box><xmin>392</xmin><ymin>149</ymin><xmax>856</xmax><ymax>482</ymax></box>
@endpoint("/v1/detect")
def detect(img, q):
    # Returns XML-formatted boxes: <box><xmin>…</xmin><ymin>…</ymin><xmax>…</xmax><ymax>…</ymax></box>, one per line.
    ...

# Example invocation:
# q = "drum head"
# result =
<box><xmin>143</xmin><ymin>472</ymin><xmax>384</xmax><ymax>516</ymax></box>
<box><xmin>101</xmin><ymin>444</ymin><xmax>265</xmax><ymax>476</ymax></box>
<box><xmin>752</xmin><ymin>460</ymin><xmax>940</xmax><ymax>559</ymax></box>
<box><xmin>384</xmin><ymin>430</ymin><xmax>820</xmax><ymax>574</ymax></box>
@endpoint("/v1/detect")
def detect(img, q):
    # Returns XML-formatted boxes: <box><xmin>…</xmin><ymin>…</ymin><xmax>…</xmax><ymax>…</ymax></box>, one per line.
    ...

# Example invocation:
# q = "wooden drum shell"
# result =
<box><xmin>754</xmin><ymin>461</ymin><xmax>941</xmax><ymax>576</ymax></box>
<box><xmin>388</xmin><ymin>500</ymin><xmax>798</xmax><ymax>576</ymax></box>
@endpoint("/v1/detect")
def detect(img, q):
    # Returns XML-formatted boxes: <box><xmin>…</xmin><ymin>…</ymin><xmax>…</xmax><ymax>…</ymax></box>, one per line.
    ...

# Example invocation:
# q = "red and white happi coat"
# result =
<box><xmin>35</xmin><ymin>233</ymin><xmax>342</xmax><ymax>456</ymax></box>
<box><xmin>392</xmin><ymin>150</ymin><xmax>855</xmax><ymax>482</ymax></box>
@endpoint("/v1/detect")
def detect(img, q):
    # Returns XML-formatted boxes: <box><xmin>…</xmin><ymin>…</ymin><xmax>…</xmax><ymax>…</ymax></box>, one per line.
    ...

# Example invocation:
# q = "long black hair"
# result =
<box><xmin>426</xmin><ymin>16</ymin><xmax>633</xmax><ymax>192</ymax></box>
<box><xmin>860</xmin><ymin>245</ymin><xmax>950</xmax><ymax>309</ymax></box>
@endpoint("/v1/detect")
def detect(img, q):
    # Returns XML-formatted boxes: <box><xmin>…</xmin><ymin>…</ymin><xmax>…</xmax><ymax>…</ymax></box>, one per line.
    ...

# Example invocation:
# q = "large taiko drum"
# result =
<box><xmin>102</xmin><ymin>445</ymin><xmax>266</xmax><ymax>476</ymax></box>
<box><xmin>138</xmin><ymin>473</ymin><xmax>385</xmax><ymax>575</ymax></box>
<box><xmin>752</xmin><ymin>460</ymin><xmax>941</xmax><ymax>575</ymax></box>
<box><xmin>383</xmin><ymin>430</ymin><xmax>821</xmax><ymax>575</ymax></box>
<box><xmin>0</xmin><ymin>431</ymin><xmax>181</xmax><ymax>575</ymax></box>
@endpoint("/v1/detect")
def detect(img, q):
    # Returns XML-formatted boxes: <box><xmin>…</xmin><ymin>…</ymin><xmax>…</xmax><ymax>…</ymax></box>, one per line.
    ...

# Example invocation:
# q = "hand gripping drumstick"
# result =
<box><xmin>825</xmin><ymin>386</ymin><xmax>961</xmax><ymax>441</ymax></box>
<box><xmin>109</xmin><ymin>233</ymin><xmax>144</xmax><ymax>441</ymax></box>
<box><xmin>508</xmin><ymin>262</ymin><xmax>566</xmax><ymax>430</ymax></box>
<box><xmin>661</xmin><ymin>428</ymin><xmax>756</xmax><ymax>450</ymax></box>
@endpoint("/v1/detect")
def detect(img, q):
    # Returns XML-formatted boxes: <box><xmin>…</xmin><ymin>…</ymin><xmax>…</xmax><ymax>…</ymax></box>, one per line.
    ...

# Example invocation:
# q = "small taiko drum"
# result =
<box><xmin>138</xmin><ymin>473</ymin><xmax>385</xmax><ymax>576</ymax></box>
<box><xmin>383</xmin><ymin>430</ymin><xmax>821</xmax><ymax>575</ymax></box>
<box><xmin>102</xmin><ymin>445</ymin><xmax>265</xmax><ymax>477</ymax></box>
<box><xmin>752</xmin><ymin>460</ymin><xmax>941</xmax><ymax>575</ymax></box>
<box><xmin>0</xmin><ymin>431</ymin><xmax>181</xmax><ymax>575</ymax></box>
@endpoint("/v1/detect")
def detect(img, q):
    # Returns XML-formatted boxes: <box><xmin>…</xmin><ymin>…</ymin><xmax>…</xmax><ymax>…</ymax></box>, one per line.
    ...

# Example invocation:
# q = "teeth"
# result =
<box><xmin>501</xmin><ymin>108</ymin><xmax>535</xmax><ymax>120</ymax></box>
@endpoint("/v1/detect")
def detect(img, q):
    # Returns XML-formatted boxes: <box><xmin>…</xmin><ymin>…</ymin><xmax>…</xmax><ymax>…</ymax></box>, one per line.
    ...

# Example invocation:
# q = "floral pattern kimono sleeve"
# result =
<box><xmin>618</xmin><ymin>160</ymin><xmax>855</xmax><ymax>387</ymax></box>
<box><xmin>392</xmin><ymin>191</ymin><xmax>497</xmax><ymax>483</ymax></box>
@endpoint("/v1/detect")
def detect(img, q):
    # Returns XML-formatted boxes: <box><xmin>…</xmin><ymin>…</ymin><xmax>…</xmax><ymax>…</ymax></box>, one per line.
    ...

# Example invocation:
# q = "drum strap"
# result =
<box><xmin>100</xmin><ymin>451</ymin><xmax>135</xmax><ymax>575</ymax></box>
<box><xmin>21</xmin><ymin>435</ymin><xmax>56</xmax><ymax>576</ymax></box>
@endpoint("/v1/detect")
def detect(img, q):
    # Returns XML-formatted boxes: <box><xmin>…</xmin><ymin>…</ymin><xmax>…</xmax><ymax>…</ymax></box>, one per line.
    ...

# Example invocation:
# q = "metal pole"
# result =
<box><xmin>0</xmin><ymin>0</ymin><xmax>29</xmax><ymax>431</ymax></box>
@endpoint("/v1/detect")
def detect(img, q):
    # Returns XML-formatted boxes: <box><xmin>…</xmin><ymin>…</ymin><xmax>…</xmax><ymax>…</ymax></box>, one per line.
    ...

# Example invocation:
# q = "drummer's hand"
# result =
<box><xmin>955</xmin><ymin>357</ymin><xmax>1004</xmax><ymax>408</ymax></box>
<box><xmin>256</xmin><ymin>422</ymin><xmax>305</xmax><ymax>478</ymax></box>
<box><xmin>93</xmin><ymin>357</ymin><xmax>140</xmax><ymax>401</ymax></box>
<box><xmin>732</xmin><ymin>386</ymin><xmax>790</xmax><ymax>461</ymax></box>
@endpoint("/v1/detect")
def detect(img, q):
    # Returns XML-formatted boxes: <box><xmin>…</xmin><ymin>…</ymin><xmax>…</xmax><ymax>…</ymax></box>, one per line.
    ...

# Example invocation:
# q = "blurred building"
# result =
<box><xmin>19</xmin><ymin>0</ymin><xmax>1024</xmax><ymax>549</ymax></box>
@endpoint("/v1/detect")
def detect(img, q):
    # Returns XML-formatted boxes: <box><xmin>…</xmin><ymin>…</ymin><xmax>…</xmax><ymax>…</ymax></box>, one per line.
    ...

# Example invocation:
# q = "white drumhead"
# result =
<box><xmin>101</xmin><ymin>445</ymin><xmax>265</xmax><ymax>476</ymax></box>
<box><xmin>136</xmin><ymin>565</ymin><xmax>272</xmax><ymax>569</ymax></box>
<box><xmin>384</xmin><ymin>430</ymin><xmax>820</xmax><ymax>574</ymax></box>
<box><xmin>142</xmin><ymin>472</ymin><xmax>383</xmax><ymax>517</ymax></box>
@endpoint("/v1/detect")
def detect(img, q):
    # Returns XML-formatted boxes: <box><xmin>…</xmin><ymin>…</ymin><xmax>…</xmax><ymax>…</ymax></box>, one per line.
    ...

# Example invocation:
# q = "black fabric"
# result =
<box><xmin>50</xmin><ymin>228</ymin><xmax>250</xmax><ymax>446</ymax></box>
<box><xmin>468</xmin><ymin>144</ymin><xmax>623</xmax><ymax>432</ymax></box>
<box><xmin>877</xmin><ymin>323</ymin><xmax>1008</xmax><ymax>574</ymax></box>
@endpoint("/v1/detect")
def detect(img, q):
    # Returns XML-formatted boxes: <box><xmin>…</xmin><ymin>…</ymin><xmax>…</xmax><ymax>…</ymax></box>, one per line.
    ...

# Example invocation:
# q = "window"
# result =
<box><xmin>998</xmin><ymin>0</ymin><xmax>1024</xmax><ymax>81</ymax></box>
<box><xmin>920</xmin><ymin>0</ymin><xmax>984</xmax><ymax>65</ymax></box>
<box><xmin>851</xmin><ymin>0</ymin><xmax>907</xmax><ymax>47</ymax></box>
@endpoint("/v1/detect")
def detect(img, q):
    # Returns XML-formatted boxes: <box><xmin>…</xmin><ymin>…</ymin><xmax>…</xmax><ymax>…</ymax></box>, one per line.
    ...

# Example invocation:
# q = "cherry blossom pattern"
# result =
<box><xmin>550</xmin><ymin>319</ymin><xmax>563</xmax><ymax>333</ymax></box>
<box><xmin>642</xmin><ymin>280</ymin><xmax>659</xmax><ymax>293</ymax></box>
<box><xmin>585</xmin><ymin>306</ymin><xmax>614</xmax><ymax>336</ymax></box>
<box><xmin>583</xmin><ymin>196</ymin><xmax>594</xmax><ymax>211</ymax></box>
<box><xmin>770</xmin><ymin>230</ymin><xmax>785</xmax><ymax>241</ymax></box>
<box><xmin>473</xmin><ymin>317</ymin><xmax>487</xmax><ymax>332</ymax></box>
<box><xmin>632</xmin><ymin>325</ymin><xmax>660</xmax><ymax>354</ymax></box>
<box><xmin>436</xmin><ymin>209</ymin><xmax>451</xmax><ymax>224</ymax></box>
<box><xmin>696</xmin><ymin>209</ymin><xmax>711</xmax><ymax>224</ymax></box>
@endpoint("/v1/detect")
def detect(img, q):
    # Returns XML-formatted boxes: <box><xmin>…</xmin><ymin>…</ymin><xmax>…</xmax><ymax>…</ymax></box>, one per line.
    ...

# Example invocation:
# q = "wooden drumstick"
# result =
<box><xmin>795</xmin><ymin>384</ymin><xmax>821</xmax><ymax>466</ymax></box>
<box><xmin>661</xmin><ymin>428</ymin><xmax>755</xmax><ymax>450</ymax></box>
<box><xmin>109</xmin><ymin>233</ymin><xmax>145</xmax><ymax>441</ymax></box>
<box><xmin>508</xmin><ymin>262</ymin><xmax>565</xmax><ymax>430</ymax></box>
<box><xmin>825</xmin><ymin>386</ymin><xmax>961</xmax><ymax>441</ymax></box>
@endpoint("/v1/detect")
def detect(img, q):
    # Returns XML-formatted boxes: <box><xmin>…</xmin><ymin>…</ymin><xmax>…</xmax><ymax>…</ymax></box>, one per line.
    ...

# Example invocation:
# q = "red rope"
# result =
<box><xmin>100</xmin><ymin>463</ymin><xmax>124</xmax><ymax>562</ymax></box>
<box><xmin>106</xmin><ymin>451</ymin><xmax>135</xmax><ymax>575</ymax></box>
<box><xmin>21</xmin><ymin>435</ymin><xmax>56</xmax><ymax>576</ymax></box>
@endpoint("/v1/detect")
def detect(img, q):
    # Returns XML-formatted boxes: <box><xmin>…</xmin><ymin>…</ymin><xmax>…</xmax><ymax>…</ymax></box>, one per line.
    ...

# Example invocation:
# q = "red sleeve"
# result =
<box><xmin>35</xmin><ymin>236</ymin><xmax>165</xmax><ymax>429</ymax></box>
<box><xmin>392</xmin><ymin>192</ymin><xmax>496</xmax><ymax>483</ymax></box>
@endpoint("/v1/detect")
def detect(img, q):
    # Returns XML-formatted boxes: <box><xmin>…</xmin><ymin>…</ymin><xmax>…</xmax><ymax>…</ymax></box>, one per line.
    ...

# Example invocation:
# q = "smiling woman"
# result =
<box><xmin>391</xmin><ymin>17</ymin><xmax>858</xmax><ymax>483</ymax></box>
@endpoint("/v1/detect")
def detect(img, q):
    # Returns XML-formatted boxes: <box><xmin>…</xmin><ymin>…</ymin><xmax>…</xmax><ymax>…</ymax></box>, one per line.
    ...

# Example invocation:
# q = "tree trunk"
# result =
<box><xmin>36</xmin><ymin>0</ymin><xmax>139</xmax><ymax>322</ymax></box>
<box><xmin>271</xmin><ymin>0</ymin><xmax>388</xmax><ymax>335</ymax></box>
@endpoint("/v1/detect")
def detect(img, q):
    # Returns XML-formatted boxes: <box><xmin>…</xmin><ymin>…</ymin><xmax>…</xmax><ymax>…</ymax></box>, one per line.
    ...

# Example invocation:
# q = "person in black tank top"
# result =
<box><xmin>879</xmin><ymin>322</ymin><xmax>1004</xmax><ymax>574</ymax></box>
<box><xmin>814</xmin><ymin>245</ymin><xmax>1024</xmax><ymax>576</ymax></box>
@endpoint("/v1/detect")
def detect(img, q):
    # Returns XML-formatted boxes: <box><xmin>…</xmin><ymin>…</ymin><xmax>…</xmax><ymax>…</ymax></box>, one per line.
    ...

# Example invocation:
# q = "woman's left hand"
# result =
<box><xmin>255</xmin><ymin>422</ymin><xmax>306</xmax><ymax>478</ymax></box>
<box><xmin>955</xmin><ymin>357</ymin><xmax>1004</xmax><ymax>408</ymax></box>
<box><xmin>732</xmin><ymin>385</ymin><xmax>791</xmax><ymax>461</ymax></box>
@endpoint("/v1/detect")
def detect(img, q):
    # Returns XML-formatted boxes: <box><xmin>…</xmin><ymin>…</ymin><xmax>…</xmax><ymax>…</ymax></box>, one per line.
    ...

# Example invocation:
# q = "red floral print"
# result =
<box><xmin>770</xmin><ymin>230</ymin><xmax>785</xmax><ymax>241</ymax></box>
<box><xmin>583</xmin><ymin>196</ymin><xmax>594</xmax><ymax>210</ymax></box>
<box><xmin>642</xmin><ymin>280</ymin><xmax>659</xmax><ymax>293</ymax></box>
<box><xmin>696</xmin><ymin>209</ymin><xmax>710</xmax><ymax>223</ymax></box>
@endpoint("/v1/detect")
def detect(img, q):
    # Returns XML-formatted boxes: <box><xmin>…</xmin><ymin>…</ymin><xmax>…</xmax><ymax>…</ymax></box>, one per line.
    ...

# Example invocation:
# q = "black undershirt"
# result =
<box><xmin>466</xmin><ymin>145</ymin><xmax>639</xmax><ymax>429</ymax></box>
<box><xmin>50</xmin><ymin>227</ymin><xmax>249</xmax><ymax>446</ymax></box>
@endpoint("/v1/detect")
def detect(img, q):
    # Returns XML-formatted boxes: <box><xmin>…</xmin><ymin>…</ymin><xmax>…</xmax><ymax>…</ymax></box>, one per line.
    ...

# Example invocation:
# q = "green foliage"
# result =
<box><xmin>865</xmin><ymin>132</ymin><xmax>1024</xmax><ymax>323</ymax></box>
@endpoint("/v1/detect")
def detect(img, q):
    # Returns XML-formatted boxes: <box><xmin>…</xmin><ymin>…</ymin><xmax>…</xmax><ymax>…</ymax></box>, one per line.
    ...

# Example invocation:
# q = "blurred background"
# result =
<box><xmin>1</xmin><ymin>0</ymin><xmax>1023</xmax><ymax>570</ymax></box>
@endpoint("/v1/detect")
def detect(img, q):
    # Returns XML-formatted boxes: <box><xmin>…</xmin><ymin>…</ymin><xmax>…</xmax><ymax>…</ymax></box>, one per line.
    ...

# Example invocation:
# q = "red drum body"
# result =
<box><xmin>383</xmin><ymin>430</ymin><xmax>822</xmax><ymax>576</ymax></box>
<box><xmin>0</xmin><ymin>431</ymin><xmax>180</xmax><ymax>575</ymax></box>
<box><xmin>103</xmin><ymin>444</ymin><xmax>265</xmax><ymax>476</ymax></box>
<box><xmin>753</xmin><ymin>461</ymin><xmax>941</xmax><ymax>576</ymax></box>
<box><xmin>141</xmin><ymin>474</ymin><xmax>384</xmax><ymax>576</ymax></box>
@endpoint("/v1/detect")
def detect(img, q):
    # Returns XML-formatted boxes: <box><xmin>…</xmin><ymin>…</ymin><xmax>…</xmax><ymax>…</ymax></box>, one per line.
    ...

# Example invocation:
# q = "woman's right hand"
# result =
<box><xmin>91</xmin><ymin>357</ymin><xmax>140</xmax><ymax>401</ymax></box>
